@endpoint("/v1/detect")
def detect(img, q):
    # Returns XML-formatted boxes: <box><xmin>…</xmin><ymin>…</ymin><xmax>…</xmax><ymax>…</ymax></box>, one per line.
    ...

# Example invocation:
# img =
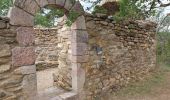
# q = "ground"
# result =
<box><xmin>36</xmin><ymin>64</ymin><xmax>170</xmax><ymax>100</ymax></box>
<box><xmin>37</xmin><ymin>68</ymin><xmax>58</xmax><ymax>92</ymax></box>
<box><xmin>109</xmin><ymin>64</ymin><xmax>170</xmax><ymax>100</ymax></box>
<box><xmin>36</xmin><ymin>68</ymin><xmax>67</xmax><ymax>100</ymax></box>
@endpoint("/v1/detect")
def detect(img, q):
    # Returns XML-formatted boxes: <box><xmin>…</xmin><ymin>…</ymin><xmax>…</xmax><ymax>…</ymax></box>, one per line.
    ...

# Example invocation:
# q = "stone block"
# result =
<box><xmin>14</xmin><ymin>65</ymin><xmax>36</xmax><ymax>75</ymax></box>
<box><xmin>0</xmin><ymin>90</ymin><xmax>6</xmax><ymax>98</ymax></box>
<box><xmin>0</xmin><ymin>44</ymin><xmax>11</xmax><ymax>58</ymax></box>
<box><xmin>0</xmin><ymin>29</ymin><xmax>16</xmax><ymax>37</ymax></box>
<box><xmin>12</xmin><ymin>47</ymin><xmax>36</xmax><ymax>67</ymax></box>
<box><xmin>35</xmin><ymin>0</ymin><xmax>48</xmax><ymax>7</ymax></box>
<box><xmin>72</xmin><ymin>63</ymin><xmax>85</xmax><ymax>92</ymax></box>
<box><xmin>8</xmin><ymin>7</ymin><xmax>34</xmax><ymax>26</ymax></box>
<box><xmin>0</xmin><ymin>74</ymin><xmax>23</xmax><ymax>88</ymax></box>
<box><xmin>0</xmin><ymin>20</ymin><xmax>7</xmax><ymax>29</ymax></box>
<box><xmin>14</xmin><ymin>0</ymin><xmax>40</xmax><ymax>15</ymax></box>
<box><xmin>0</xmin><ymin>64</ymin><xmax>11</xmax><ymax>74</ymax></box>
<box><xmin>16</xmin><ymin>27</ymin><xmax>35</xmax><ymax>46</ymax></box>
<box><xmin>71</xmin><ymin>55</ymin><xmax>88</xmax><ymax>63</ymax></box>
<box><xmin>71</xmin><ymin>30</ymin><xmax>88</xmax><ymax>43</ymax></box>
<box><xmin>0</xmin><ymin>58</ymin><xmax>10</xmax><ymax>65</ymax></box>
<box><xmin>70</xmin><ymin>1</ymin><xmax>84</xmax><ymax>15</ymax></box>
<box><xmin>47</xmin><ymin>0</ymin><xmax>56</xmax><ymax>4</ymax></box>
<box><xmin>55</xmin><ymin>0</ymin><xmax>65</xmax><ymax>7</ymax></box>
<box><xmin>22</xmin><ymin>74</ymin><xmax>37</xmax><ymax>100</ymax></box>
<box><xmin>71</xmin><ymin>43</ymin><xmax>87</xmax><ymax>56</ymax></box>
<box><xmin>51</xmin><ymin>96</ymin><xmax>62</xmax><ymax>100</ymax></box>
<box><xmin>71</xmin><ymin>16</ymin><xmax>86</xmax><ymax>30</ymax></box>
<box><xmin>13</xmin><ymin>0</ymin><xmax>25</xmax><ymax>8</ymax></box>
<box><xmin>59</xmin><ymin>92</ymin><xmax>78</xmax><ymax>100</ymax></box>
<box><xmin>64</xmin><ymin>0</ymin><xmax>75</xmax><ymax>10</ymax></box>
<box><xmin>86</xmin><ymin>21</ymin><xmax>96</xmax><ymax>29</ymax></box>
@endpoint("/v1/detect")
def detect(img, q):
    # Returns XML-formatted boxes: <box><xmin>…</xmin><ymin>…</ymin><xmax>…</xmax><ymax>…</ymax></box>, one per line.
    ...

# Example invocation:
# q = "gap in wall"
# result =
<box><xmin>34</xmin><ymin>5</ymin><xmax>64</xmax><ymax>93</ymax></box>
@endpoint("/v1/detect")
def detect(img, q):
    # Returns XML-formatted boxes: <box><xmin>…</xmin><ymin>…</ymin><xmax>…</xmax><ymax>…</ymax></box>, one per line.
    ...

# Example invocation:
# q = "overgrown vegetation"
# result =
<box><xmin>35</xmin><ymin>7</ymin><xmax>65</xmax><ymax>27</ymax></box>
<box><xmin>65</xmin><ymin>10</ymin><xmax>80</xmax><ymax>26</ymax></box>
<box><xmin>92</xmin><ymin>5</ymin><xmax>108</xmax><ymax>15</ymax></box>
<box><xmin>157</xmin><ymin>32</ymin><xmax>170</xmax><ymax>64</ymax></box>
<box><xmin>92</xmin><ymin>0</ymin><xmax>157</xmax><ymax>22</ymax></box>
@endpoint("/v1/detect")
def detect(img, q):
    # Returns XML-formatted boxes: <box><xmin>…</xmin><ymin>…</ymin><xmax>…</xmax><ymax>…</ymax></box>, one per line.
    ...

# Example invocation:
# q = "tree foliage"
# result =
<box><xmin>0</xmin><ymin>0</ymin><xmax>12</xmax><ymax>16</ymax></box>
<box><xmin>91</xmin><ymin>0</ymin><xmax>159</xmax><ymax>21</ymax></box>
<box><xmin>1</xmin><ymin>0</ymin><xmax>170</xmax><ymax>27</ymax></box>
<box><xmin>34</xmin><ymin>7</ymin><xmax>64</xmax><ymax>27</ymax></box>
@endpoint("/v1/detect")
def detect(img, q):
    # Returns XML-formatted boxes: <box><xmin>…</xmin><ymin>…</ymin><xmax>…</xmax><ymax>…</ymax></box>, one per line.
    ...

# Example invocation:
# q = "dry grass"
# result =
<box><xmin>103</xmin><ymin>63</ymin><xmax>170</xmax><ymax>100</ymax></box>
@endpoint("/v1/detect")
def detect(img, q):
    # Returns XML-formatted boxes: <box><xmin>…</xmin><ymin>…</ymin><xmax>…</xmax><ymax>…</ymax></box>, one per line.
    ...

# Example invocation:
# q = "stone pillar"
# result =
<box><xmin>12</xmin><ymin>27</ymin><xmax>37</xmax><ymax>100</ymax></box>
<box><xmin>8</xmin><ymin>3</ymin><xmax>37</xmax><ymax>99</ymax></box>
<box><xmin>71</xmin><ymin>15</ymin><xmax>88</xmax><ymax>99</ymax></box>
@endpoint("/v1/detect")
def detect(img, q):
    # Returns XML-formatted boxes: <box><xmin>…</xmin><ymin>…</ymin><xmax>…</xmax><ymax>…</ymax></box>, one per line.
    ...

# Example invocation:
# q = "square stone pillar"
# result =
<box><xmin>12</xmin><ymin>27</ymin><xmax>37</xmax><ymax>100</ymax></box>
<box><xmin>71</xmin><ymin>16</ymin><xmax>88</xmax><ymax>99</ymax></box>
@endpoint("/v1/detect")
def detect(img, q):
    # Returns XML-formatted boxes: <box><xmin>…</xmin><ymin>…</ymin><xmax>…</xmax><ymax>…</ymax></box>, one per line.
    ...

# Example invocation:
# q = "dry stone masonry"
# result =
<box><xmin>35</xmin><ymin>28</ymin><xmax>59</xmax><ymax>71</ymax></box>
<box><xmin>0</xmin><ymin>0</ymin><xmax>157</xmax><ymax>100</ymax></box>
<box><xmin>53</xmin><ymin>16</ymin><xmax>73</xmax><ymax>91</ymax></box>
<box><xmin>53</xmin><ymin>14</ymin><xmax>157</xmax><ymax>100</ymax></box>
<box><xmin>0</xmin><ymin>17</ymin><xmax>19</xmax><ymax>100</ymax></box>
<box><xmin>84</xmin><ymin>15</ymin><xmax>157</xmax><ymax>99</ymax></box>
<box><xmin>0</xmin><ymin>0</ymin><xmax>86</xmax><ymax>100</ymax></box>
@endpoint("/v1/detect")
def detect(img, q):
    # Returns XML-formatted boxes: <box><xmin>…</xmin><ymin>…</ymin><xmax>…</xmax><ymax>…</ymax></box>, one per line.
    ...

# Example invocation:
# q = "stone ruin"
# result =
<box><xmin>0</xmin><ymin>0</ymin><xmax>157</xmax><ymax>100</ymax></box>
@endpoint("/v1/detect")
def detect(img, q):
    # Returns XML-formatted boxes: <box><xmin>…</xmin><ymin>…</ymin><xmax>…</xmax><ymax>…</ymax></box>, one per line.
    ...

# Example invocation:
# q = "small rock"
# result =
<box><xmin>0</xmin><ymin>44</ymin><xmax>11</xmax><ymax>58</ymax></box>
<box><xmin>0</xmin><ymin>64</ymin><xmax>11</xmax><ymax>74</ymax></box>
<box><xmin>100</xmin><ymin>21</ymin><xmax>108</xmax><ymax>25</ymax></box>
<box><xmin>0</xmin><ymin>90</ymin><xmax>6</xmax><ymax>98</ymax></box>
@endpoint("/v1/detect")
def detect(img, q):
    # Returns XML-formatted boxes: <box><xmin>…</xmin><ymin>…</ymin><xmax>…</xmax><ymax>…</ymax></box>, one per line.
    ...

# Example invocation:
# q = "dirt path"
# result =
<box><xmin>111</xmin><ymin>68</ymin><xmax>170</xmax><ymax>100</ymax></box>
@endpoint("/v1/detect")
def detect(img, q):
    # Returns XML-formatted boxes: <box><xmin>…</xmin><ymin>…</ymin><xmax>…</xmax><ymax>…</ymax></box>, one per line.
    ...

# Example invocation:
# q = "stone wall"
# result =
<box><xmin>50</xmin><ymin>14</ymin><xmax>157</xmax><ymax>99</ymax></box>
<box><xmin>1</xmin><ymin>0</ymin><xmax>86</xmax><ymax>99</ymax></box>
<box><xmin>0</xmin><ymin>13</ymin><xmax>157</xmax><ymax>100</ymax></box>
<box><xmin>53</xmin><ymin>17</ymin><xmax>72</xmax><ymax>90</ymax></box>
<box><xmin>0</xmin><ymin>17</ymin><xmax>37</xmax><ymax>100</ymax></box>
<box><xmin>0</xmin><ymin>17</ymin><xmax>22</xmax><ymax>99</ymax></box>
<box><xmin>35</xmin><ymin>28</ymin><xmax>59</xmax><ymax>71</ymax></box>
<box><xmin>84</xmin><ymin>15</ymin><xmax>157</xmax><ymax>99</ymax></box>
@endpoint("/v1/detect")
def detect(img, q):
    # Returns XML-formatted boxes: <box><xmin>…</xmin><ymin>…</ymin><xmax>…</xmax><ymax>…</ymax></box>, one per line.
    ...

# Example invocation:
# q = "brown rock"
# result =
<box><xmin>71</xmin><ymin>15</ymin><xmax>86</xmax><ymax>30</ymax></box>
<box><xmin>14</xmin><ymin>0</ymin><xmax>40</xmax><ymax>15</ymax></box>
<box><xmin>47</xmin><ymin>0</ymin><xmax>56</xmax><ymax>4</ymax></box>
<box><xmin>0</xmin><ymin>20</ymin><xmax>7</xmax><ymax>29</ymax></box>
<box><xmin>100</xmin><ymin>21</ymin><xmax>108</xmax><ymax>25</ymax></box>
<box><xmin>14</xmin><ymin>65</ymin><xmax>36</xmax><ymax>75</ymax></box>
<box><xmin>0</xmin><ymin>57</ymin><xmax>10</xmax><ymax>65</ymax></box>
<box><xmin>35</xmin><ymin>0</ymin><xmax>48</xmax><ymax>7</ymax></box>
<box><xmin>64</xmin><ymin>0</ymin><xmax>75</xmax><ymax>10</ymax></box>
<box><xmin>8</xmin><ymin>6</ymin><xmax>34</xmax><ymax>26</ymax></box>
<box><xmin>12</xmin><ymin>47</ymin><xmax>36</xmax><ymax>67</ymax></box>
<box><xmin>55</xmin><ymin>0</ymin><xmax>65</xmax><ymax>7</ymax></box>
<box><xmin>86</xmin><ymin>21</ymin><xmax>96</xmax><ymax>29</ymax></box>
<box><xmin>16</xmin><ymin>27</ymin><xmax>35</xmax><ymax>46</ymax></box>
<box><xmin>0</xmin><ymin>90</ymin><xmax>6</xmax><ymax>98</ymax></box>
<box><xmin>0</xmin><ymin>44</ymin><xmax>11</xmax><ymax>58</ymax></box>
<box><xmin>0</xmin><ymin>64</ymin><xmax>11</xmax><ymax>74</ymax></box>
